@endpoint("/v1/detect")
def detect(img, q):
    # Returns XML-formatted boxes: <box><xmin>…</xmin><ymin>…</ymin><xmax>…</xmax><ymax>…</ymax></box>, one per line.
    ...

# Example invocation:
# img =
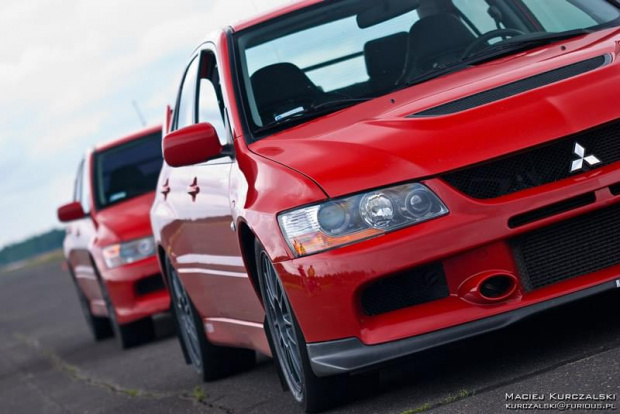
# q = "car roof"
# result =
<box><xmin>93</xmin><ymin>125</ymin><xmax>162</xmax><ymax>153</ymax></box>
<box><xmin>231</xmin><ymin>0</ymin><xmax>323</xmax><ymax>32</ymax></box>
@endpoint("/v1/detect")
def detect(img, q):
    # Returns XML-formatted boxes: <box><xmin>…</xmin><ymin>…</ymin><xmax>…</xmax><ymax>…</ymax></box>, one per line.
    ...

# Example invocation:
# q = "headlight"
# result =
<box><xmin>102</xmin><ymin>236</ymin><xmax>156</xmax><ymax>269</ymax></box>
<box><xmin>278</xmin><ymin>183</ymin><xmax>448</xmax><ymax>257</ymax></box>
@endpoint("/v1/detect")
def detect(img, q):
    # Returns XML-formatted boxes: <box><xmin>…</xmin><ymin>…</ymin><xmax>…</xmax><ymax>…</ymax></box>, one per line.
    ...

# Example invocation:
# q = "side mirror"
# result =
<box><xmin>164</xmin><ymin>105</ymin><xmax>173</xmax><ymax>135</ymax></box>
<box><xmin>163</xmin><ymin>123</ymin><xmax>223</xmax><ymax>168</ymax></box>
<box><xmin>57</xmin><ymin>201</ymin><xmax>86</xmax><ymax>223</ymax></box>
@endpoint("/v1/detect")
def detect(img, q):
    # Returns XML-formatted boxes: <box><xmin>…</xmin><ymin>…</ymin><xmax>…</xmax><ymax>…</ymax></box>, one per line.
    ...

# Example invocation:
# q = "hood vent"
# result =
<box><xmin>408</xmin><ymin>54</ymin><xmax>611</xmax><ymax>118</ymax></box>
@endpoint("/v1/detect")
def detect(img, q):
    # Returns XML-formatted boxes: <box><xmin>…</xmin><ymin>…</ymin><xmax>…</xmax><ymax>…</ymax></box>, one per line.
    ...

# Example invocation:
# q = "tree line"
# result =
<box><xmin>0</xmin><ymin>229</ymin><xmax>65</xmax><ymax>266</ymax></box>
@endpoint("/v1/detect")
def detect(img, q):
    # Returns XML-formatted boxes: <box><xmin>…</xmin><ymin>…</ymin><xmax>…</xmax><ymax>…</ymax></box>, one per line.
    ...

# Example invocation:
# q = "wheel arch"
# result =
<box><xmin>237</xmin><ymin>220</ymin><xmax>263</xmax><ymax>304</ymax></box>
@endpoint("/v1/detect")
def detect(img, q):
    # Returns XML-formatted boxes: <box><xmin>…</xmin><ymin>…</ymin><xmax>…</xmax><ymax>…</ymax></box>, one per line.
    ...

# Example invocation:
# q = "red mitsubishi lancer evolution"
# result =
<box><xmin>59</xmin><ymin>126</ymin><xmax>170</xmax><ymax>349</ymax></box>
<box><xmin>151</xmin><ymin>0</ymin><xmax>620</xmax><ymax>411</ymax></box>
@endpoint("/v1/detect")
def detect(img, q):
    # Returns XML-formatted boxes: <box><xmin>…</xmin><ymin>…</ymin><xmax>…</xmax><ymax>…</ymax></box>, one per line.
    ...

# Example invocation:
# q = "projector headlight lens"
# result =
<box><xmin>360</xmin><ymin>193</ymin><xmax>395</xmax><ymax>227</ymax></box>
<box><xmin>278</xmin><ymin>183</ymin><xmax>448</xmax><ymax>257</ymax></box>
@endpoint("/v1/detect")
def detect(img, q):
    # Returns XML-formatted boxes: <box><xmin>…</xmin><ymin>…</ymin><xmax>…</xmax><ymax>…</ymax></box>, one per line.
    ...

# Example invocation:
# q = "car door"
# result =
<box><xmin>166</xmin><ymin>48</ymin><xmax>264</xmax><ymax>330</ymax></box>
<box><xmin>67</xmin><ymin>155</ymin><xmax>101</xmax><ymax>307</ymax></box>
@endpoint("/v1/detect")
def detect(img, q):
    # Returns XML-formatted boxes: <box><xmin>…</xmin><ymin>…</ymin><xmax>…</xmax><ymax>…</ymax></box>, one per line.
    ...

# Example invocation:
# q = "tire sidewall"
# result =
<box><xmin>254</xmin><ymin>241</ymin><xmax>348</xmax><ymax>413</ymax></box>
<box><xmin>167</xmin><ymin>258</ymin><xmax>206</xmax><ymax>376</ymax></box>
<box><xmin>255</xmin><ymin>242</ymin><xmax>307</xmax><ymax>404</ymax></box>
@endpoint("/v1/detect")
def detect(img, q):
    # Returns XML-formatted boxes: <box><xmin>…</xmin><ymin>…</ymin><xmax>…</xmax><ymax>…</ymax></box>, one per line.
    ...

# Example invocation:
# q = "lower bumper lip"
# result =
<box><xmin>306</xmin><ymin>279</ymin><xmax>619</xmax><ymax>377</ymax></box>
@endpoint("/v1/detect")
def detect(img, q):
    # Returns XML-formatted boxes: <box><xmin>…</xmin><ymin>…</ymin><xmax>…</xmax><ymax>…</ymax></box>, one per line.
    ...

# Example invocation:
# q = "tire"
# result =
<box><xmin>70</xmin><ymin>268</ymin><xmax>113</xmax><ymax>341</ymax></box>
<box><xmin>165</xmin><ymin>256</ymin><xmax>255</xmax><ymax>381</ymax></box>
<box><xmin>95</xmin><ymin>268</ymin><xmax>155</xmax><ymax>350</ymax></box>
<box><xmin>254</xmin><ymin>241</ymin><xmax>348</xmax><ymax>413</ymax></box>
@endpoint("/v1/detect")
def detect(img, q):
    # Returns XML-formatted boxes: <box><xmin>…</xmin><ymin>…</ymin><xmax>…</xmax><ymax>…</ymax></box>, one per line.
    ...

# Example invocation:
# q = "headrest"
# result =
<box><xmin>364</xmin><ymin>32</ymin><xmax>408</xmax><ymax>78</ymax></box>
<box><xmin>108</xmin><ymin>165</ymin><xmax>145</xmax><ymax>195</ymax></box>
<box><xmin>408</xmin><ymin>14</ymin><xmax>476</xmax><ymax>54</ymax></box>
<box><xmin>251</xmin><ymin>63</ymin><xmax>320</xmax><ymax>111</ymax></box>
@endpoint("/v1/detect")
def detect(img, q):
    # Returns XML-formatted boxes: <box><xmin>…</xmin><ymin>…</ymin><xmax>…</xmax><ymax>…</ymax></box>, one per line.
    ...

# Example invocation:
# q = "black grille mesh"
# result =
<box><xmin>410</xmin><ymin>55</ymin><xmax>609</xmax><ymax>117</ymax></box>
<box><xmin>361</xmin><ymin>262</ymin><xmax>449</xmax><ymax>316</ymax></box>
<box><xmin>443</xmin><ymin>120</ymin><xmax>620</xmax><ymax>199</ymax></box>
<box><xmin>135</xmin><ymin>275</ymin><xmax>166</xmax><ymax>297</ymax></box>
<box><xmin>513</xmin><ymin>203</ymin><xmax>620</xmax><ymax>291</ymax></box>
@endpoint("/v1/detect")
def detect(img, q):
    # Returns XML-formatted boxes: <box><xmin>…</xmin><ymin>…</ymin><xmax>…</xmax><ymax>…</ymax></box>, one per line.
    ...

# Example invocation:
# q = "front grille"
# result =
<box><xmin>443</xmin><ymin>120</ymin><xmax>620</xmax><ymax>199</ymax></box>
<box><xmin>513</xmin><ymin>203</ymin><xmax>620</xmax><ymax>291</ymax></box>
<box><xmin>611</xmin><ymin>183</ymin><xmax>620</xmax><ymax>196</ymax></box>
<box><xmin>134</xmin><ymin>275</ymin><xmax>166</xmax><ymax>297</ymax></box>
<box><xmin>508</xmin><ymin>193</ymin><xmax>595</xmax><ymax>228</ymax></box>
<box><xmin>361</xmin><ymin>262</ymin><xmax>449</xmax><ymax>316</ymax></box>
<box><xmin>410</xmin><ymin>55</ymin><xmax>609</xmax><ymax>117</ymax></box>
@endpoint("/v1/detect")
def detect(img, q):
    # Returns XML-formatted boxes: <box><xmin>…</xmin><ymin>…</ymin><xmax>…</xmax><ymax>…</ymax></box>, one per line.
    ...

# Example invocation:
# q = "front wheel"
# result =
<box><xmin>71</xmin><ymin>271</ymin><xmax>113</xmax><ymax>341</ymax></box>
<box><xmin>166</xmin><ymin>256</ymin><xmax>255</xmax><ymax>381</ymax></box>
<box><xmin>255</xmin><ymin>242</ymin><xmax>348</xmax><ymax>413</ymax></box>
<box><xmin>96</xmin><ymin>270</ymin><xmax>155</xmax><ymax>349</ymax></box>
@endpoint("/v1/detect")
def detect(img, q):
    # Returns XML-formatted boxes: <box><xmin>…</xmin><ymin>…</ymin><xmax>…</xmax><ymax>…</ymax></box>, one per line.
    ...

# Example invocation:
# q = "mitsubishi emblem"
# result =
<box><xmin>570</xmin><ymin>143</ymin><xmax>601</xmax><ymax>173</ymax></box>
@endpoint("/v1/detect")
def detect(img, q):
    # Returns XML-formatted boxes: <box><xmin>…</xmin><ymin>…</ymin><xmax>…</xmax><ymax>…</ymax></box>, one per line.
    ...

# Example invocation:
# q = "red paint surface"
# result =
<box><xmin>61</xmin><ymin>126</ymin><xmax>170</xmax><ymax>326</ymax></box>
<box><xmin>163</xmin><ymin>123</ymin><xmax>223</xmax><ymax>168</ymax></box>
<box><xmin>151</xmin><ymin>20</ymin><xmax>620</xmax><ymax>357</ymax></box>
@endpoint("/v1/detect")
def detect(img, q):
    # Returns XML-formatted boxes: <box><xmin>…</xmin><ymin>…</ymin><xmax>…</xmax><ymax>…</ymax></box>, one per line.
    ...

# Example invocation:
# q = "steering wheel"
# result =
<box><xmin>461</xmin><ymin>28</ymin><xmax>526</xmax><ymax>60</ymax></box>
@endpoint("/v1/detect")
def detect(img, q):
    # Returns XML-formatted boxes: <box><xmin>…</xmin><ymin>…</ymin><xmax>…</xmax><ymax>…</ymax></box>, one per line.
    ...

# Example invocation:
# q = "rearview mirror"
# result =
<box><xmin>163</xmin><ymin>123</ymin><xmax>223</xmax><ymax>168</ymax></box>
<box><xmin>57</xmin><ymin>202</ymin><xmax>86</xmax><ymax>223</ymax></box>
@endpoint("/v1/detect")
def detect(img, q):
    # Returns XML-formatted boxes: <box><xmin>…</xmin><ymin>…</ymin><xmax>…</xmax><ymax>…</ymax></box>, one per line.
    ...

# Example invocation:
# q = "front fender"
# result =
<box><xmin>231</xmin><ymin>136</ymin><xmax>327</xmax><ymax>263</ymax></box>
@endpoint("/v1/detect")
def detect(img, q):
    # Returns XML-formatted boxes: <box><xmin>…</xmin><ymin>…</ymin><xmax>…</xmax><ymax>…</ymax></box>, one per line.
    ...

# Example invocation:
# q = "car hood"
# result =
<box><xmin>94</xmin><ymin>192</ymin><xmax>156</xmax><ymax>244</ymax></box>
<box><xmin>250</xmin><ymin>28</ymin><xmax>620</xmax><ymax>198</ymax></box>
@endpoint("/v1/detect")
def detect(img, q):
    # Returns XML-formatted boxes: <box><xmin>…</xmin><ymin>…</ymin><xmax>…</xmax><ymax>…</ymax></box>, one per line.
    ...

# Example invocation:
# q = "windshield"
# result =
<box><xmin>234</xmin><ymin>0</ymin><xmax>620</xmax><ymax>137</ymax></box>
<box><xmin>94</xmin><ymin>132</ymin><xmax>162</xmax><ymax>209</ymax></box>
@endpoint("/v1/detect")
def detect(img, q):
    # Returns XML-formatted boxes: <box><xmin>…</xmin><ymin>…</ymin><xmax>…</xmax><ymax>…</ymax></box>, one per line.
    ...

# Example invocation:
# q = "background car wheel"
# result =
<box><xmin>165</xmin><ymin>256</ymin><xmax>255</xmax><ymax>381</ymax></box>
<box><xmin>70</xmin><ymin>267</ymin><xmax>113</xmax><ymax>341</ymax></box>
<box><xmin>254</xmin><ymin>241</ymin><xmax>348</xmax><ymax>413</ymax></box>
<box><xmin>95</xmin><ymin>267</ymin><xmax>155</xmax><ymax>349</ymax></box>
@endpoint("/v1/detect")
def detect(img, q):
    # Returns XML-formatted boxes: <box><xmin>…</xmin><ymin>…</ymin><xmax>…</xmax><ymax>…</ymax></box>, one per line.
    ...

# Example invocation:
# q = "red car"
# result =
<box><xmin>58</xmin><ymin>126</ymin><xmax>170</xmax><ymax>349</ymax></box>
<box><xmin>151</xmin><ymin>0</ymin><xmax>620</xmax><ymax>411</ymax></box>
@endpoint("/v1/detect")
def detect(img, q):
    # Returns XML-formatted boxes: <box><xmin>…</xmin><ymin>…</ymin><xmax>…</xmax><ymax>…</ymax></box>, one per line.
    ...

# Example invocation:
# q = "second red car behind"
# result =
<box><xmin>59</xmin><ymin>126</ymin><xmax>170</xmax><ymax>349</ymax></box>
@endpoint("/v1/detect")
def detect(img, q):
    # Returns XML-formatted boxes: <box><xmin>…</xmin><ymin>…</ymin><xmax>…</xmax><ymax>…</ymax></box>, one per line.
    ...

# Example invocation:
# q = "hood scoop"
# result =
<box><xmin>408</xmin><ymin>54</ymin><xmax>611</xmax><ymax>118</ymax></box>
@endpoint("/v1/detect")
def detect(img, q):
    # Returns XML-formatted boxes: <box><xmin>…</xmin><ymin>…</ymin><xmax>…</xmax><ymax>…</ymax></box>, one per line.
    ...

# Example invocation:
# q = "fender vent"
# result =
<box><xmin>409</xmin><ymin>54</ymin><xmax>610</xmax><ymax>117</ymax></box>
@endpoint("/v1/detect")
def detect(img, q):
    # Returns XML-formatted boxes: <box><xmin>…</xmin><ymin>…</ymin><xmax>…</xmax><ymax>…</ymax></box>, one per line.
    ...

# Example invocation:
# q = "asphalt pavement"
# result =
<box><xmin>1</xmin><ymin>259</ymin><xmax>619</xmax><ymax>414</ymax></box>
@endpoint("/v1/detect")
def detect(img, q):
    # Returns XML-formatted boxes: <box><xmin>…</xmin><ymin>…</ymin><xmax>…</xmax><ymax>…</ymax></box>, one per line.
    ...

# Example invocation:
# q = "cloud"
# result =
<box><xmin>0</xmin><ymin>0</ymin><xmax>289</xmax><ymax>248</ymax></box>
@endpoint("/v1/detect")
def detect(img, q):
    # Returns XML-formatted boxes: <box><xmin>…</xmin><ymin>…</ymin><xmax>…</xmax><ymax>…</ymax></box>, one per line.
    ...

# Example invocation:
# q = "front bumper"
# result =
<box><xmin>307</xmin><ymin>279</ymin><xmax>620</xmax><ymax>376</ymax></box>
<box><xmin>100</xmin><ymin>256</ymin><xmax>170</xmax><ymax>324</ymax></box>
<box><xmin>274</xmin><ymin>165</ymin><xmax>620</xmax><ymax>365</ymax></box>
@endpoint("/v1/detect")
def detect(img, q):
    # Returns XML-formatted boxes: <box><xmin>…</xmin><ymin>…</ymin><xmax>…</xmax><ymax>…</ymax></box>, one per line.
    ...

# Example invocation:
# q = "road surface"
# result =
<box><xmin>1</xmin><ymin>259</ymin><xmax>619</xmax><ymax>414</ymax></box>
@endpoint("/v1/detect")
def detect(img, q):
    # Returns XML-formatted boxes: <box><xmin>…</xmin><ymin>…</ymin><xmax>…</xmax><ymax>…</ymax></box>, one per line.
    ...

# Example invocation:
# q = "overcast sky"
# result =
<box><xmin>0</xmin><ymin>0</ymin><xmax>290</xmax><ymax>248</ymax></box>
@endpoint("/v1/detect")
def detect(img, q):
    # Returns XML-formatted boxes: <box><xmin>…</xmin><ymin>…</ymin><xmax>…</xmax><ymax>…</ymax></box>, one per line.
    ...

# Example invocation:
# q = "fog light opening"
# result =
<box><xmin>479</xmin><ymin>275</ymin><xmax>516</xmax><ymax>300</ymax></box>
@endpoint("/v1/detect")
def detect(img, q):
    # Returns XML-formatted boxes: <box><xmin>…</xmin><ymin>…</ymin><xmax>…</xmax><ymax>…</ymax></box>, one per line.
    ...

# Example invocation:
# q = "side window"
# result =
<box><xmin>175</xmin><ymin>57</ymin><xmax>200</xmax><ymax>130</ymax></box>
<box><xmin>80</xmin><ymin>159</ymin><xmax>91</xmax><ymax>214</ymax></box>
<box><xmin>453</xmin><ymin>0</ymin><xmax>499</xmax><ymax>34</ymax></box>
<box><xmin>74</xmin><ymin>161</ymin><xmax>83</xmax><ymax>202</ymax></box>
<box><xmin>198</xmin><ymin>53</ymin><xmax>228</xmax><ymax>145</ymax></box>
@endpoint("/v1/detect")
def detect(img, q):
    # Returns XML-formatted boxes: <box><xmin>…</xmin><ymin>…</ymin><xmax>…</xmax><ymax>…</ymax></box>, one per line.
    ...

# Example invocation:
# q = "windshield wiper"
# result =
<box><xmin>465</xmin><ymin>28</ymin><xmax>594</xmax><ymax>61</ymax></box>
<box><xmin>397</xmin><ymin>61</ymin><xmax>473</xmax><ymax>89</ymax></box>
<box><xmin>254</xmin><ymin>98</ymin><xmax>372</xmax><ymax>134</ymax></box>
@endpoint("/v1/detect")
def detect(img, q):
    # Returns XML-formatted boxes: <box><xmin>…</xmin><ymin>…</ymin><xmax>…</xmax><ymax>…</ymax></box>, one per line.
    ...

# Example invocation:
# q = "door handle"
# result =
<box><xmin>188</xmin><ymin>178</ymin><xmax>200</xmax><ymax>201</ymax></box>
<box><xmin>161</xmin><ymin>179</ymin><xmax>171</xmax><ymax>199</ymax></box>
